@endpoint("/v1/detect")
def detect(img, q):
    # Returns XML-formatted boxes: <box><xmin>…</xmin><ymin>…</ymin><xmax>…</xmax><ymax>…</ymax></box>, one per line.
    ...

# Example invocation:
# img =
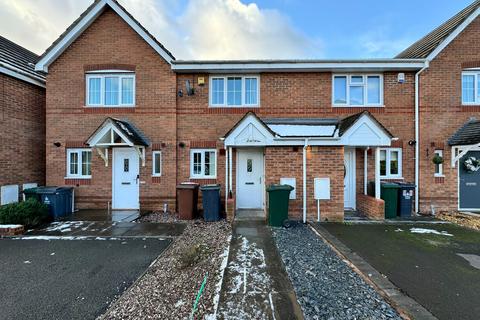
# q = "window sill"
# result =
<box><xmin>64</xmin><ymin>176</ymin><xmax>92</xmax><ymax>179</ymax></box>
<box><xmin>190</xmin><ymin>176</ymin><xmax>217</xmax><ymax>180</ymax></box>
<box><xmin>380</xmin><ymin>177</ymin><xmax>404</xmax><ymax>180</ymax></box>
<box><xmin>208</xmin><ymin>105</ymin><xmax>260</xmax><ymax>108</ymax></box>
<box><xmin>332</xmin><ymin>105</ymin><xmax>385</xmax><ymax>108</ymax></box>
<box><xmin>434</xmin><ymin>174</ymin><xmax>445</xmax><ymax>178</ymax></box>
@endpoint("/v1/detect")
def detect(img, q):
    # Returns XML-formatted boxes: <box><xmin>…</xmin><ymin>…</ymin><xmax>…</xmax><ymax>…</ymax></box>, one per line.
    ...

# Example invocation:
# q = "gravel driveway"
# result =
<box><xmin>273</xmin><ymin>223</ymin><xmax>401</xmax><ymax>320</ymax></box>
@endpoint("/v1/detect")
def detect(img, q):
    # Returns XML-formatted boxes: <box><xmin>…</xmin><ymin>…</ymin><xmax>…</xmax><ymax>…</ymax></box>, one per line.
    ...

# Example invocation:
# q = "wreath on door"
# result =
<box><xmin>464</xmin><ymin>156</ymin><xmax>480</xmax><ymax>173</ymax></box>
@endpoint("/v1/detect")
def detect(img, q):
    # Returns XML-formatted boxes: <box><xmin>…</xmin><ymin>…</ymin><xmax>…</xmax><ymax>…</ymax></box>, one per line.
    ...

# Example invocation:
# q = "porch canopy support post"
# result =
<box><xmin>225</xmin><ymin>145</ymin><xmax>229</xmax><ymax>213</ymax></box>
<box><xmin>451</xmin><ymin>143</ymin><xmax>480</xmax><ymax>167</ymax></box>
<box><xmin>374</xmin><ymin>147</ymin><xmax>381</xmax><ymax>199</ymax></box>
<box><xmin>364</xmin><ymin>148</ymin><xmax>368</xmax><ymax>195</ymax></box>
<box><xmin>95</xmin><ymin>147</ymin><xmax>109</xmax><ymax>167</ymax></box>
<box><xmin>228</xmin><ymin>147</ymin><xmax>233</xmax><ymax>194</ymax></box>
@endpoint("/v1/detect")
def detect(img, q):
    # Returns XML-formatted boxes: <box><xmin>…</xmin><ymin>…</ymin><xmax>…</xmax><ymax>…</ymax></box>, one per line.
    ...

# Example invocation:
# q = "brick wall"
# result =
<box><xmin>45</xmin><ymin>8</ymin><xmax>177</xmax><ymax>210</ymax></box>
<box><xmin>419</xmin><ymin>16</ymin><xmax>480</xmax><ymax>213</ymax></box>
<box><xmin>357</xmin><ymin>194</ymin><xmax>385</xmax><ymax>220</ymax></box>
<box><xmin>0</xmin><ymin>73</ymin><xmax>45</xmax><ymax>187</ymax></box>
<box><xmin>265</xmin><ymin>146</ymin><xmax>344</xmax><ymax>221</ymax></box>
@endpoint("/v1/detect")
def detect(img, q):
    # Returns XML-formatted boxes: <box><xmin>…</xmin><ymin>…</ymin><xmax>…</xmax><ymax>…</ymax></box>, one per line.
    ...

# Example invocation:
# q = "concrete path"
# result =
<box><xmin>23</xmin><ymin>221</ymin><xmax>186</xmax><ymax>239</ymax></box>
<box><xmin>217</xmin><ymin>220</ymin><xmax>303</xmax><ymax>320</ymax></box>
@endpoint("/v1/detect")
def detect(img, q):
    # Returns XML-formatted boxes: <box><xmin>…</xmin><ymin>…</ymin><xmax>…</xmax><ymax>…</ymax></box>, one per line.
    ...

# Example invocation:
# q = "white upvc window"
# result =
<box><xmin>209</xmin><ymin>75</ymin><xmax>259</xmax><ymax>107</ymax></box>
<box><xmin>461</xmin><ymin>71</ymin><xmax>480</xmax><ymax>104</ymax></box>
<box><xmin>379</xmin><ymin>148</ymin><xmax>402</xmax><ymax>179</ymax></box>
<box><xmin>86</xmin><ymin>72</ymin><xmax>135</xmax><ymax>107</ymax></box>
<box><xmin>434</xmin><ymin>150</ymin><xmax>444</xmax><ymax>177</ymax></box>
<box><xmin>152</xmin><ymin>151</ymin><xmax>162</xmax><ymax>177</ymax></box>
<box><xmin>66</xmin><ymin>149</ymin><xmax>92</xmax><ymax>178</ymax></box>
<box><xmin>332</xmin><ymin>74</ymin><xmax>383</xmax><ymax>107</ymax></box>
<box><xmin>190</xmin><ymin>149</ymin><xmax>217</xmax><ymax>179</ymax></box>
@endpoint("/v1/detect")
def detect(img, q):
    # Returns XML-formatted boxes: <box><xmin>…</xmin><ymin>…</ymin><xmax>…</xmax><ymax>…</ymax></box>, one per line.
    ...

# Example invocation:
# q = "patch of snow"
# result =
<box><xmin>45</xmin><ymin>221</ymin><xmax>84</xmax><ymax>233</ymax></box>
<box><xmin>50</xmin><ymin>252</ymin><xmax>55</xmax><ymax>256</ymax></box>
<box><xmin>268</xmin><ymin>124</ymin><xmax>337</xmax><ymax>137</ymax></box>
<box><xmin>410</xmin><ymin>228</ymin><xmax>453</xmax><ymax>236</ymax></box>
<box><xmin>174</xmin><ymin>300</ymin><xmax>185</xmax><ymax>308</ymax></box>
<box><xmin>24</xmin><ymin>260</ymin><xmax>31</xmax><ymax>264</ymax></box>
<box><xmin>206</xmin><ymin>235</ymin><xmax>231</xmax><ymax>320</ymax></box>
<box><xmin>0</xmin><ymin>224</ymin><xmax>22</xmax><ymax>229</ymax></box>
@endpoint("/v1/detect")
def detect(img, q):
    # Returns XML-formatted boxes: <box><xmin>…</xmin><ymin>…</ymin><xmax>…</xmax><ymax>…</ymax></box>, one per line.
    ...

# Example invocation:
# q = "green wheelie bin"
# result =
<box><xmin>266</xmin><ymin>184</ymin><xmax>294</xmax><ymax>227</ymax></box>
<box><xmin>380</xmin><ymin>182</ymin><xmax>400</xmax><ymax>219</ymax></box>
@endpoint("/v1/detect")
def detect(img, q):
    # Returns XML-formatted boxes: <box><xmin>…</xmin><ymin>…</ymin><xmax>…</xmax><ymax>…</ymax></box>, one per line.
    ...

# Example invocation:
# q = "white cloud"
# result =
<box><xmin>0</xmin><ymin>0</ymin><xmax>322</xmax><ymax>59</ymax></box>
<box><xmin>357</xmin><ymin>28</ymin><xmax>413</xmax><ymax>58</ymax></box>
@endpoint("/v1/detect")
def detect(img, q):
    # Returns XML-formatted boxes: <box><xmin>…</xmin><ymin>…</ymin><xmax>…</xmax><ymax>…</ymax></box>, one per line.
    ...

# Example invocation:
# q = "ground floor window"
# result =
<box><xmin>67</xmin><ymin>149</ymin><xmax>92</xmax><ymax>178</ymax></box>
<box><xmin>379</xmin><ymin>148</ymin><xmax>402</xmax><ymax>179</ymax></box>
<box><xmin>434</xmin><ymin>150</ymin><xmax>444</xmax><ymax>177</ymax></box>
<box><xmin>152</xmin><ymin>151</ymin><xmax>162</xmax><ymax>176</ymax></box>
<box><xmin>190</xmin><ymin>149</ymin><xmax>217</xmax><ymax>179</ymax></box>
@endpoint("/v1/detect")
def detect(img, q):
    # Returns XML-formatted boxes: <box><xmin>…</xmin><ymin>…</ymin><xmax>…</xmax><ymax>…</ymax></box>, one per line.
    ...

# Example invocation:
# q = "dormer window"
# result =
<box><xmin>86</xmin><ymin>71</ymin><xmax>135</xmax><ymax>107</ymax></box>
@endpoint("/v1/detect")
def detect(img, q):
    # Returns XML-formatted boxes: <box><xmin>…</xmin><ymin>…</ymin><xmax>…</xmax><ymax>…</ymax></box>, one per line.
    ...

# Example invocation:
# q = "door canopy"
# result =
<box><xmin>85</xmin><ymin>117</ymin><xmax>149</xmax><ymax>167</ymax></box>
<box><xmin>223</xmin><ymin>111</ymin><xmax>393</xmax><ymax>147</ymax></box>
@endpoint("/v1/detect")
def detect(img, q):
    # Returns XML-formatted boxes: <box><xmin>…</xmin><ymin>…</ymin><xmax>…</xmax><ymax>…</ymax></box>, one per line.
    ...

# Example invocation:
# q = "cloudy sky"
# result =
<box><xmin>0</xmin><ymin>0</ymin><xmax>474</xmax><ymax>59</ymax></box>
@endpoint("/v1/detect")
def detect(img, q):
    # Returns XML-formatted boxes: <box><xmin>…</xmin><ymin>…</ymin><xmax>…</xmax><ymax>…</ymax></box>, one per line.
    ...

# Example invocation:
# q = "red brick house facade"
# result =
<box><xmin>0</xmin><ymin>36</ymin><xmax>46</xmax><ymax>204</ymax></box>
<box><xmin>34</xmin><ymin>0</ymin><xmax>480</xmax><ymax>220</ymax></box>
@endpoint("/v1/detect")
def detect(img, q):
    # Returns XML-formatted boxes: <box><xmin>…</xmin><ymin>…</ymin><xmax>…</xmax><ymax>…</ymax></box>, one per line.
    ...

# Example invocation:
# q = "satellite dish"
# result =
<box><xmin>186</xmin><ymin>80</ymin><xmax>195</xmax><ymax>96</ymax></box>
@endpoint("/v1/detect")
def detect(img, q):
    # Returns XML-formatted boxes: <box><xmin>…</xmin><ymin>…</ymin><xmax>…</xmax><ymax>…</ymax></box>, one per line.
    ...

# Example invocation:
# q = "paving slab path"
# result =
<box><xmin>217</xmin><ymin>220</ymin><xmax>303</xmax><ymax>320</ymax></box>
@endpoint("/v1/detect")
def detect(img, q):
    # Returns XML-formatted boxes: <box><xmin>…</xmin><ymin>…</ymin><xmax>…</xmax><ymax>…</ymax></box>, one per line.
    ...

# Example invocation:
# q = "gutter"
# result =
<box><xmin>414</xmin><ymin>61</ymin><xmax>430</xmax><ymax>214</ymax></box>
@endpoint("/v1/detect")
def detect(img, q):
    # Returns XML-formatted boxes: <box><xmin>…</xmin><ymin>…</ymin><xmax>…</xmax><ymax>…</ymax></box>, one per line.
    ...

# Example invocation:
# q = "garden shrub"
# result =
<box><xmin>0</xmin><ymin>199</ymin><xmax>49</xmax><ymax>228</ymax></box>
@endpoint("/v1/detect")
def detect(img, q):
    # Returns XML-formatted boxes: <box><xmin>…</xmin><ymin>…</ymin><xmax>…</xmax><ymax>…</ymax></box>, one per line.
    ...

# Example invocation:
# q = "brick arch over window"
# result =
<box><xmin>461</xmin><ymin>61</ymin><xmax>480</xmax><ymax>69</ymax></box>
<box><xmin>84</xmin><ymin>64</ymin><xmax>136</xmax><ymax>72</ymax></box>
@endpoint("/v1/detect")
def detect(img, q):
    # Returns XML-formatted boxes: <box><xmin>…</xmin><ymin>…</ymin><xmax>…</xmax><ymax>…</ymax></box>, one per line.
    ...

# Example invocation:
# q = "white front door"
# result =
<box><xmin>344</xmin><ymin>148</ymin><xmax>356</xmax><ymax>209</ymax></box>
<box><xmin>113</xmin><ymin>148</ymin><xmax>140</xmax><ymax>210</ymax></box>
<box><xmin>237</xmin><ymin>149</ymin><xmax>264</xmax><ymax>209</ymax></box>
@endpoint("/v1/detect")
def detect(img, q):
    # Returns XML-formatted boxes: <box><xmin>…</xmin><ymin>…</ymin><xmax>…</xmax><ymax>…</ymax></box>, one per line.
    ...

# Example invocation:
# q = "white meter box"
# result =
<box><xmin>314</xmin><ymin>178</ymin><xmax>330</xmax><ymax>200</ymax></box>
<box><xmin>280</xmin><ymin>177</ymin><xmax>296</xmax><ymax>200</ymax></box>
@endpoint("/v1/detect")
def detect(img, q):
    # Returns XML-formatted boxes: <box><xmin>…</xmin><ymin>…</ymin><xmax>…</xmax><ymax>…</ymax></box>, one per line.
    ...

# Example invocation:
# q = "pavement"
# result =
<box><xmin>217</xmin><ymin>220</ymin><xmax>303</xmax><ymax>320</ymax></box>
<box><xmin>319</xmin><ymin>222</ymin><xmax>480</xmax><ymax>320</ymax></box>
<box><xmin>0</xmin><ymin>237</ymin><xmax>171</xmax><ymax>320</ymax></box>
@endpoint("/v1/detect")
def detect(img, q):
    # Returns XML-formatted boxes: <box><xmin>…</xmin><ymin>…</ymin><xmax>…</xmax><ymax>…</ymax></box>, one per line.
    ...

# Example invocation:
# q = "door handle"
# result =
<box><xmin>136</xmin><ymin>174</ymin><xmax>140</xmax><ymax>184</ymax></box>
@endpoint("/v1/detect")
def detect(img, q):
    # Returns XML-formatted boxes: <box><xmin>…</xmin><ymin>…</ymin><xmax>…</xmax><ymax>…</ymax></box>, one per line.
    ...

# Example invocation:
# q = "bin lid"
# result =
<box><xmin>177</xmin><ymin>182</ymin><xmax>200</xmax><ymax>190</ymax></box>
<box><xmin>23</xmin><ymin>187</ymin><xmax>39</xmax><ymax>193</ymax></box>
<box><xmin>266</xmin><ymin>184</ymin><xmax>294</xmax><ymax>192</ymax></box>
<box><xmin>34</xmin><ymin>186</ymin><xmax>62</xmax><ymax>194</ymax></box>
<box><xmin>200</xmin><ymin>184</ymin><xmax>221</xmax><ymax>191</ymax></box>
<box><xmin>396</xmin><ymin>182</ymin><xmax>416</xmax><ymax>188</ymax></box>
<box><xmin>380</xmin><ymin>182</ymin><xmax>400</xmax><ymax>189</ymax></box>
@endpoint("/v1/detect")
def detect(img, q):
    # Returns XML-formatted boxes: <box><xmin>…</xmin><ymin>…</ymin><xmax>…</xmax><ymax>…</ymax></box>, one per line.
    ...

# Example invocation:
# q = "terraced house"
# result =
<box><xmin>34</xmin><ymin>0</ymin><xmax>480</xmax><ymax>221</ymax></box>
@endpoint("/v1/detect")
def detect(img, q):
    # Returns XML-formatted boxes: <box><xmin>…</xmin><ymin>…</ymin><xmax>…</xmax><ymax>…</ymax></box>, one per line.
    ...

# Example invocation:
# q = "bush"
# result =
<box><xmin>0</xmin><ymin>199</ymin><xmax>50</xmax><ymax>228</ymax></box>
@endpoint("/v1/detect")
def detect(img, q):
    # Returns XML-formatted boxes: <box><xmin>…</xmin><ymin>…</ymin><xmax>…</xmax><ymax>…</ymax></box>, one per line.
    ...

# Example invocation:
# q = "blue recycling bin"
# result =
<box><xmin>35</xmin><ymin>187</ymin><xmax>74</xmax><ymax>219</ymax></box>
<box><xmin>396</xmin><ymin>183</ymin><xmax>415</xmax><ymax>217</ymax></box>
<box><xmin>200</xmin><ymin>184</ymin><xmax>221</xmax><ymax>222</ymax></box>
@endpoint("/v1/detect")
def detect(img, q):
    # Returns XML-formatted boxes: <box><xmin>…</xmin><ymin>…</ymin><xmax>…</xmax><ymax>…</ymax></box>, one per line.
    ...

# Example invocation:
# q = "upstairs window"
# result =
<box><xmin>67</xmin><ymin>149</ymin><xmax>92</xmax><ymax>178</ymax></box>
<box><xmin>333</xmin><ymin>75</ymin><xmax>383</xmax><ymax>107</ymax></box>
<box><xmin>210</xmin><ymin>76</ymin><xmax>259</xmax><ymax>107</ymax></box>
<box><xmin>86</xmin><ymin>72</ymin><xmax>135</xmax><ymax>107</ymax></box>
<box><xmin>462</xmin><ymin>71</ymin><xmax>479</xmax><ymax>104</ymax></box>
